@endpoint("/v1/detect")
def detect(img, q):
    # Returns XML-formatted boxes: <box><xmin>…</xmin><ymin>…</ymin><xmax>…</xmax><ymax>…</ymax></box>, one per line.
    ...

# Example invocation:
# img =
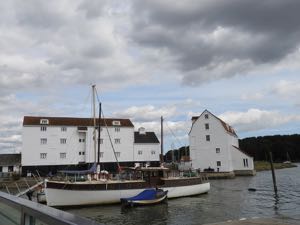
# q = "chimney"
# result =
<box><xmin>138</xmin><ymin>127</ymin><xmax>146</xmax><ymax>135</ymax></box>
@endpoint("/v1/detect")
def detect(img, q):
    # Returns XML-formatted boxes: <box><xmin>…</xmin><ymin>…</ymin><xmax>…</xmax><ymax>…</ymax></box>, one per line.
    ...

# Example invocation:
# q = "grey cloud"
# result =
<box><xmin>130</xmin><ymin>0</ymin><xmax>300</xmax><ymax>85</ymax></box>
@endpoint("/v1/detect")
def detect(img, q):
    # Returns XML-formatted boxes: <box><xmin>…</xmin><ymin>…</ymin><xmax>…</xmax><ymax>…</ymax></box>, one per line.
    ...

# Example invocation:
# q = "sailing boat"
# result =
<box><xmin>45</xmin><ymin>86</ymin><xmax>210</xmax><ymax>207</ymax></box>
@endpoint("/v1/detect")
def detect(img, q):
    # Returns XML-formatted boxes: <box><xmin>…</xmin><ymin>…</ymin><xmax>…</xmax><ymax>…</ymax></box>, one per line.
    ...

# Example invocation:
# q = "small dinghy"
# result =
<box><xmin>121</xmin><ymin>188</ymin><xmax>168</xmax><ymax>207</ymax></box>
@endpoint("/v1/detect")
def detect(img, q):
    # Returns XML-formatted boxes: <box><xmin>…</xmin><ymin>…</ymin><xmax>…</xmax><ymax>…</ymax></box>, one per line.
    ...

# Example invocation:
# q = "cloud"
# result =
<box><xmin>219</xmin><ymin>108</ymin><xmax>300</xmax><ymax>132</ymax></box>
<box><xmin>113</xmin><ymin>105</ymin><xmax>178</xmax><ymax>122</ymax></box>
<box><xmin>130</xmin><ymin>0</ymin><xmax>300</xmax><ymax>85</ymax></box>
<box><xmin>271</xmin><ymin>80</ymin><xmax>300</xmax><ymax>97</ymax></box>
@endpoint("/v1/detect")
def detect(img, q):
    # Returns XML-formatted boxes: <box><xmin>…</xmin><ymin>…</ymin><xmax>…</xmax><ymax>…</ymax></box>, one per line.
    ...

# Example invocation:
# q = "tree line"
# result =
<box><xmin>164</xmin><ymin>134</ymin><xmax>300</xmax><ymax>162</ymax></box>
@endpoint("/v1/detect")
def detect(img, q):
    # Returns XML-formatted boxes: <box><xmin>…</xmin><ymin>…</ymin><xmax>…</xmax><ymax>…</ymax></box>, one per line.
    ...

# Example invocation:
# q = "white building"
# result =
<box><xmin>189</xmin><ymin>110</ymin><xmax>254</xmax><ymax>175</ymax></box>
<box><xmin>22</xmin><ymin>116</ymin><xmax>160</xmax><ymax>175</ymax></box>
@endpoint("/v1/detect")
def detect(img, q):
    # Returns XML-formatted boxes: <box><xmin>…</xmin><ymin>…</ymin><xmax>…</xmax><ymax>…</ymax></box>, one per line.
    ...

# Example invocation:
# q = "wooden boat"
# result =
<box><xmin>120</xmin><ymin>188</ymin><xmax>168</xmax><ymax>207</ymax></box>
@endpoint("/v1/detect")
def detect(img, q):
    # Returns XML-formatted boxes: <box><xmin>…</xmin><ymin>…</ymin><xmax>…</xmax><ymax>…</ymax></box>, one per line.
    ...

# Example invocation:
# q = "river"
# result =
<box><xmin>65</xmin><ymin>164</ymin><xmax>300</xmax><ymax>224</ymax></box>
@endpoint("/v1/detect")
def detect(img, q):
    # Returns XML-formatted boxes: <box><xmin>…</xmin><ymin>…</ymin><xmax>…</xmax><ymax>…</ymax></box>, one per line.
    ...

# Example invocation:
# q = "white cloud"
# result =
<box><xmin>271</xmin><ymin>80</ymin><xmax>300</xmax><ymax>97</ymax></box>
<box><xmin>219</xmin><ymin>108</ymin><xmax>300</xmax><ymax>132</ymax></box>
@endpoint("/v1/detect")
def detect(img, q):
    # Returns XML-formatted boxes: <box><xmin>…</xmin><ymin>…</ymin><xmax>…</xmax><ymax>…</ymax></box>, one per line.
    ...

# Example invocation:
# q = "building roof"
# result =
<box><xmin>23</xmin><ymin>116</ymin><xmax>134</xmax><ymax>127</ymax></box>
<box><xmin>232</xmin><ymin>145</ymin><xmax>253</xmax><ymax>158</ymax></box>
<box><xmin>191</xmin><ymin>110</ymin><xmax>238</xmax><ymax>137</ymax></box>
<box><xmin>134</xmin><ymin>132</ymin><xmax>160</xmax><ymax>144</ymax></box>
<box><xmin>0</xmin><ymin>154</ymin><xmax>21</xmax><ymax>166</ymax></box>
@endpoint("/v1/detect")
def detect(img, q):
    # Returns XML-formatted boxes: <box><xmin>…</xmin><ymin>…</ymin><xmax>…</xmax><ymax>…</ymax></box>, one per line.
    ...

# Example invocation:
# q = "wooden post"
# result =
<box><xmin>268</xmin><ymin>151</ymin><xmax>278</xmax><ymax>194</ymax></box>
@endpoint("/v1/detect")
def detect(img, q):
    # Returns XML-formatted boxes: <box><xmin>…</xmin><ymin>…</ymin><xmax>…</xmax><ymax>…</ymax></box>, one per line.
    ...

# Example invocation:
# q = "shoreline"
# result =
<box><xmin>254</xmin><ymin>161</ymin><xmax>298</xmax><ymax>172</ymax></box>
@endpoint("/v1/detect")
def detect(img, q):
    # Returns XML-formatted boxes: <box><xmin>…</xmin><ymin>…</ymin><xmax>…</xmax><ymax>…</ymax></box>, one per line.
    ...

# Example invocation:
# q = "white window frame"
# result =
<box><xmin>216</xmin><ymin>148</ymin><xmax>220</xmax><ymax>153</ymax></box>
<box><xmin>40</xmin><ymin>119</ymin><xmax>49</xmax><ymax>124</ymax></box>
<box><xmin>151</xmin><ymin>150</ymin><xmax>156</xmax><ymax>155</ymax></box>
<box><xmin>100</xmin><ymin>139</ymin><xmax>103</xmax><ymax>144</ymax></box>
<box><xmin>40</xmin><ymin>153</ymin><xmax>47</xmax><ymax>159</ymax></box>
<box><xmin>100</xmin><ymin>152</ymin><xmax>104</xmax><ymax>158</ymax></box>
<box><xmin>115</xmin><ymin>127</ymin><xmax>120</xmax><ymax>132</ymax></box>
<box><xmin>138</xmin><ymin>150</ymin><xmax>143</xmax><ymax>155</ymax></box>
<box><xmin>243</xmin><ymin>158</ymin><xmax>249</xmax><ymax>167</ymax></box>
<box><xmin>79</xmin><ymin>138</ymin><xmax>85</xmax><ymax>143</ymax></box>
<box><xmin>40</xmin><ymin>138</ymin><xmax>47</xmax><ymax>145</ymax></box>
<box><xmin>205</xmin><ymin>123</ymin><xmax>209</xmax><ymax>130</ymax></box>
<box><xmin>60</xmin><ymin>152</ymin><xmax>66</xmax><ymax>159</ymax></box>
<box><xmin>115</xmin><ymin>152</ymin><xmax>120</xmax><ymax>158</ymax></box>
<box><xmin>115</xmin><ymin>138</ymin><xmax>121</xmax><ymax>144</ymax></box>
<box><xmin>206</xmin><ymin>135</ymin><xmax>210</xmax><ymax>141</ymax></box>
<box><xmin>204</xmin><ymin>114</ymin><xmax>209</xmax><ymax>119</ymax></box>
<box><xmin>40</xmin><ymin>126</ymin><xmax>47</xmax><ymax>131</ymax></box>
<box><xmin>61</xmin><ymin>127</ymin><xmax>67</xmax><ymax>132</ymax></box>
<box><xmin>60</xmin><ymin>138</ymin><xmax>67</xmax><ymax>144</ymax></box>
<box><xmin>217</xmin><ymin>161</ymin><xmax>221</xmax><ymax>167</ymax></box>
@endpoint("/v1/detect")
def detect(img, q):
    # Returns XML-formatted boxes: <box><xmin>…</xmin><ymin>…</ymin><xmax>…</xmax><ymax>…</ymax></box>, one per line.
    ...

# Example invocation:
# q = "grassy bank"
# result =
<box><xmin>254</xmin><ymin>161</ymin><xmax>297</xmax><ymax>171</ymax></box>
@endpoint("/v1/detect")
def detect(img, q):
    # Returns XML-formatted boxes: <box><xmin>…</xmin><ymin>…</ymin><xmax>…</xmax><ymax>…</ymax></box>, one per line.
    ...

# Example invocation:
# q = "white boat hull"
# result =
<box><xmin>45</xmin><ymin>182</ymin><xmax>210</xmax><ymax>207</ymax></box>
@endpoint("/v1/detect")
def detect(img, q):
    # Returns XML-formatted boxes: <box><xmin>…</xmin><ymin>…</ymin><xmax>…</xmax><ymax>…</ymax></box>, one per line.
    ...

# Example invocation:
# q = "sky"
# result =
<box><xmin>1</xmin><ymin>0</ymin><xmax>300</xmax><ymax>154</ymax></box>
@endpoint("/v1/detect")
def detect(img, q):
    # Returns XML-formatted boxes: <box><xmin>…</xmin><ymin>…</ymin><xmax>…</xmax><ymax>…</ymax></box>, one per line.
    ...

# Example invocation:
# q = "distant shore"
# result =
<box><xmin>254</xmin><ymin>161</ymin><xmax>298</xmax><ymax>171</ymax></box>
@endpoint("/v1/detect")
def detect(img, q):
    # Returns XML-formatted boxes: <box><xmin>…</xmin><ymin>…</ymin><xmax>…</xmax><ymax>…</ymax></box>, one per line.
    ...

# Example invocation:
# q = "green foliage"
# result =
<box><xmin>239</xmin><ymin>134</ymin><xmax>300</xmax><ymax>162</ymax></box>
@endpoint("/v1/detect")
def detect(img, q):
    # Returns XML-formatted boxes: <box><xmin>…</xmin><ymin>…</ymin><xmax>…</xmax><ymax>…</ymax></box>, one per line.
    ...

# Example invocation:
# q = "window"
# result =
<box><xmin>243</xmin><ymin>159</ymin><xmax>249</xmax><ymax>167</ymax></box>
<box><xmin>40</xmin><ymin>138</ymin><xmax>47</xmax><ymax>145</ymax></box>
<box><xmin>204</xmin><ymin>114</ymin><xmax>209</xmax><ymax>119</ymax></box>
<box><xmin>40</xmin><ymin>119</ymin><xmax>49</xmax><ymax>124</ymax></box>
<box><xmin>151</xmin><ymin>150</ymin><xmax>156</xmax><ymax>155</ymax></box>
<box><xmin>60</xmin><ymin>138</ymin><xmax>67</xmax><ymax>144</ymax></box>
<box><xmin>112</xmin><ymin>121</ymin><xmax>121</xmax><ymax>126</ymax></box>
<box><xmin>79</xmin><ymin>151</ymin><xmax>85</xmax><ymax>156</ymax></box>
<box><xmin>60</xmin><ymin>153</ymin><xmax>66</xmax><ymax>159</ymax></box>
<box><xmin>100</xmin><ymin>139</ymin><xmax>103</xmax><ymax>144</ymax></box>
<box><xmin>115</xmin><ymin>152</ymin><xmax>120</xmax><ymax>158</ymax></box>
<box><xmin>138</xmin><ymin>150</ymin><xmax>143</xmax><ymax>155</ymax></box>
<box><xmin>205</xmin><ymin>123</ymin><xmax>209</xmax><ymax>130</ymax></box>
<box><xmin>79</xmin><ymin>138</ymin><xmax>85</xmax><ymax>143</ymax></box>
<box><xmin>40</xmin><ymin>153</ymin><xmax>47</xmax><ymax>159</ymax></box>
<box><xmin>61</xmin><ymin>127</ymin><xmax>67</xmax><ymax>132</ymax></box>
<box><xmin>115</xmin><ymin>127</ymin><xmax>120</xmax><ymax>132</ymax></box>
<box><xmin>0</xmin><ymin>166</ymin><xmax>2</xmax><ymax>172</ymax></box>
<box><xmin>216</xmin><ymin>148</ymin><xmax>220</xmax><ymax>153</ymax></box>
<box><xmin>206</xmin><ymin>135</ymin><xmax>210</xmax><ymax>141</ymax></box>
<box><xmin>8</xmin><ymin>166</ymin><xmax>14</xmax><ymax>172</ymax></box>
<box><xmin>115</xmin><ymin>138</ymin><xmax>121</xmax><ymax>144</ymax></box>
<box><xmin>217</xmin><ymin>161</ymin><xmax>221</xmax><ymax>167</ymax></box>
<box><xmin>40</xmin><ymin>126</ymin><xmax>47</xmax><ymax>131</ymax></box>
<box><xmin>100</xmin><ymin>152</ymin><xmax>104</xmax><ymax>158</ymax></box>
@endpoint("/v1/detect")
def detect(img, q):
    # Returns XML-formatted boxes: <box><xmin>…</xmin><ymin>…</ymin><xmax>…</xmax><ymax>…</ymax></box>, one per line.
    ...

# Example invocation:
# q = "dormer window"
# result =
<box><xmin>40</xmin><ymin>119</ymin><xmax>49</xmax><ymax>124</ymax></box>
<box><xmin>112</xmin><ymin>120</ymin><xmax>121</xmax><ymax>126</ymax></box>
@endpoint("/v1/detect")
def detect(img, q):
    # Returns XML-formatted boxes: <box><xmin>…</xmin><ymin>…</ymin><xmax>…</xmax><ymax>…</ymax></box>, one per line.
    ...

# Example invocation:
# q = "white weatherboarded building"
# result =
<box><xmin>189</xmin><ymin>110</ymin><xmax>254</xmax><ymax>175</ymax></box>
<box><xmin>22</xmin><ymin>116</ymin><xmax>160</xmax><ymax>175</ymax></box>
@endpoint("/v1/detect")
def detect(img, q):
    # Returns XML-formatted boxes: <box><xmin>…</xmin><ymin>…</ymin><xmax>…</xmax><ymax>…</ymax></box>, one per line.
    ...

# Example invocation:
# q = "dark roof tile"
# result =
<box><xmin>134</xmin><ymin>132</ymin><xmax>160</xmax><ymax>144</ymax></box>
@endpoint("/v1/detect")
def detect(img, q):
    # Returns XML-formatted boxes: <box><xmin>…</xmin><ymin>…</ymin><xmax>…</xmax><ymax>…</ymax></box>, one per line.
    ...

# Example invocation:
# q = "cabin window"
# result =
<box><xmin>206</xmin><ymin>135</ymin><xmax>210</xmax><ymax>141</ymax></box>
<box><xmin>40</xmin><ymin>138</ymin><xmax>47</xmax><ymax>145</ymax></box>
<box><xmin>40</xmin><ymin>126</ymin><xmax>47</xmax><ymax>131</ymax></box>
<box><xmin>40</xmin><ymin>153</ymin><xmax>47</xmax><ymax>159</ymax></box>
<box><xmin>115</xmin><ymin>152</ymin><xmax>120</xmax><ymax>158</ymax></box>
<box><xmin>216</xmin><ymin>148</ymin><xmax>220</xmax><ymax>153</ymax></box>
<box><xmin>115</xmin><ymin>138</ymin><xmax>121</xmax><ymax>144</ymax></box>
<box><xmin>216</xmin><ymin>161</ymin><xmax>221</xmax><ymax>167</ymax></box>
<box><xmin>60</xmin><ymin>153</ymin><xmax>66</xmax><ymax>159</ymax></box>
<box><xmin>151</xmin><ymin>150</ymin><xmax>156</xmax><ymax>155</ymax></box>
<box><xmin>79</xmin><ymin>138</ymin><xmax>85</xmax><ymax>143</ymax></box>
<box><xmin>204</xmin><ymin>114</ymin><xmax>209</xmax><ymax>119</ymax></box>
<box><xmin>243</xmin><ymin>158</ymin><xmax>249</xmax><ymax>167</ymax></box>
<box><xmin>60</xmin><ymin>138</ymin><xmax>67</xmax><ymax>144</ymax></box>
<box><xmin>138</xmin><ymin>150</ymin><xmax>143</xmax><ymax>155</ymax></box>
<box><xmin>205</xmin><ymin>123</ymin><xmax>209</xmax><ymax>130</ymax></box>
<box><xmin>115</xmin><ymin>127</ymin><xmax>120</xmax><ymax>132</ymax></box>
<box><xmin>61</xmin><ymin>127</ymin><xmax>67</xmax><ymax>132</ymax></box>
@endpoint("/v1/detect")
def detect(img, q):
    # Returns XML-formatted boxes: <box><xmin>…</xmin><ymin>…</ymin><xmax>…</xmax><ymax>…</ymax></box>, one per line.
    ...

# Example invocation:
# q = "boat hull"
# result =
<box><xmin>45</xmin><ymin>181</ymin><xmax>210</xmax><ymax>207</ymax></box>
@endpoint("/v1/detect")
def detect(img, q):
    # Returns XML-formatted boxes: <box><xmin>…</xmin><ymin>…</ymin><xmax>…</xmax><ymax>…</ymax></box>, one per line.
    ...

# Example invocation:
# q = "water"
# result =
<box><xmin>65</xmin><ymin>165</ymin><xmax>300</xmax><ymax>224</ymax></box>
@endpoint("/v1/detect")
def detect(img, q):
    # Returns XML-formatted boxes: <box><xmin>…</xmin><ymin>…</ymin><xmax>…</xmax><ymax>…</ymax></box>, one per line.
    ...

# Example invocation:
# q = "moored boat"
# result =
<box><xmin>120</xmin><ymin>188</ymin><xmax>168</xmax><ymax>207</ymax></box>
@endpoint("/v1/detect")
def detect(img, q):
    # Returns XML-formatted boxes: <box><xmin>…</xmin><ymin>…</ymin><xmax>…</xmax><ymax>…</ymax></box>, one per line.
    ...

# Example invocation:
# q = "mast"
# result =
<box><xmin>97</xmin><ymin>102</ymin><xmax>101</xmax><ymax>174</ymax></box>
<box><xmin>92</xmin><ymin>85</ymin><xmax>97</xmax><ymax>163</ymax></box>
<box><xmin>160</xmin><ymin>116</ymin><xmax>164</xmax><ymax>163</ymax></box>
